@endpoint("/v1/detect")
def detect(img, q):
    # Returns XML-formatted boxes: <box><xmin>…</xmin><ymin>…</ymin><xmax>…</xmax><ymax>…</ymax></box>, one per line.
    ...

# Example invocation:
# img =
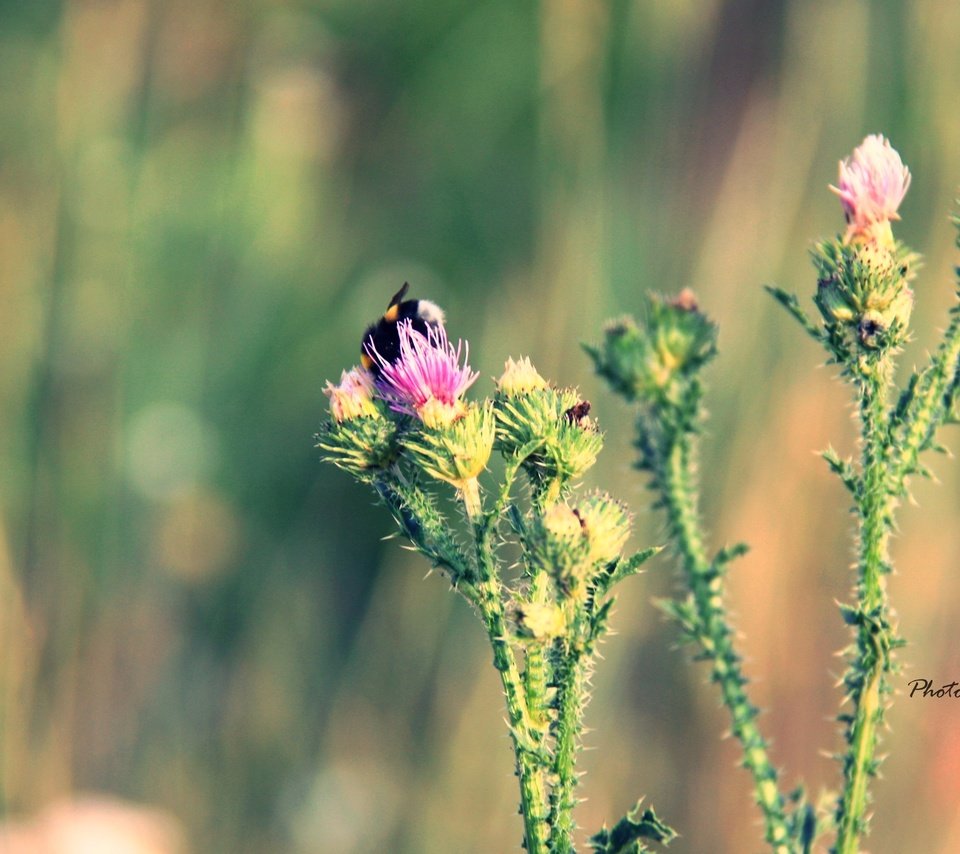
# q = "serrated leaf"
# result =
<box><xmin>654</xmin><ymin>596</ymin><xmax>698</xmax><ymax>633</ymax></box>
<box><xmin>713</xmin><ymin>541</ymin><xmax>749</xmax><ymax>570</ymax></box>
<box><xmin>589</xmin><ymin>802</ymin><xmax>677</xmax><ymax>853</ymax></box>
<box><xmin>610</xmin><ymin>545</ymin><xmax>665</xmax><ymax>584</ymax></box>
<box><xmin>507</xmin><ymin>503</ymin><xmax>526</xmax><ymax>537</ymax></box>
<box><xmin>838</xmin><ymin>603</ymin><xmax>861</xmax><ymax>626</ymax></box>
<box><xmin>765</xmin><ymin>285</ymin><xmax>823</xmax><ymax>343</ymax></box>
<box><xmin>822</xmin><ymin>446</ymin><xmax>859</xmax><ymax>494</ymax></box>
<box><xmin>589</xmin><ymin>598</ymin><xmax>616</xmax><ymax>644</ymax></box>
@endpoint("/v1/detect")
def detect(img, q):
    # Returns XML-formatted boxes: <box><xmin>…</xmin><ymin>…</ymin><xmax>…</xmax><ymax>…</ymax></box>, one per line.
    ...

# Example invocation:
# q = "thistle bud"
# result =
<box><xmin>324</xmin><ymin>367</ymin><xmax>379</xmax><ymax>422</ymax></box>
<box><xmin>813</xmin><ymin>239</ymin><xmax>915</xmax><ymax>349</ymax></box>
<box><xmin>540</xmin><ymin>401</ymin><xmax>603</xmax><ymax>484</ymax></box>
<box><xmin>648</xmin><ymin>291</ymin><xmax>718</xmax><ymax>384</ymax></box>
<box><xmin>494</xmin><ymin>379</ymin><xmax>603</xmax><ymax>488</ymax></box>
<box><xmin>318</xmin><ymin>367</ymin><xmax>399</xmax><ymax>474</ymax></box>
<box><xmin>514</xmin><ymin>601</ymin><xmax>566</xmax><ymax>641</ymax></box>
<box><xmin>583</xmin><ymin>316</ymin><xmax>647</xmax><ymax>401</ymax></box>
<box><xmin>528</xmin><ymin>502</ymin><xmax>590</xmax><ymax>585</ymax></box>
<box><xmin>815</xmin><ymin>275</ymin><xmax>857</xmax><ymax>324</ymax></box>
<box><xmin>495</xmin><ymin>385</ymin><xmax>579</xmax><ymax>453</ymax></box>
<box><xmin>402</xmin><ymin>401</ymin><xmax>495</xmax><ymax>490</ymax></box>
<box><xmin>527</xmin><ymin>495</ymin><xmax>632</xmax><ymax>592</ymax></box>
<box><xmin>497</xmin><ymin>356</ymin><xmax>549</xmax><ymax>397</ymax></box>
<box><xmin>586</xmin><ymin>293</ymin><xmax>717</xmax><ymax>403</ymax></box>
<box><xmin>577</xmin><ymin>491</ymin><xmax>632</xmax><ymax>565</ymax></box>
<box><xmin>316</xmin><ymin>409</ymin><xmax>398</xmax><ymax>476</ymax></box>
<box><xmin>543</xmin><ymin>501</ymin><xmax>584</xmax><ymax>542</ymax></box>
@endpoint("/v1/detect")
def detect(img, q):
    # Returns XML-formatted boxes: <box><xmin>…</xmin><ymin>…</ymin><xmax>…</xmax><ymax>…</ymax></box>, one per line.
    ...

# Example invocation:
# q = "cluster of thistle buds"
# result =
<box><xmin>585</xmin><ymin>288</ymin><xmax>718</xmax><ymax>412</ymax></box>
<box><xmin>318</xmin><ymin>302</ymin><xmax>677</xmax><ymax>852</ymax></box>
<box><xmin>317</xmin><ymin>313</ymin><xmax>640</xmax><ymax>601</ymax></box>
<box><xmin>317</xmin><ymin>316</ymin><xmax>611</xmax><ymax>511</ymax></box>
<box><xmin>319</xmin><ymin>321</ymin><xmax>493</xmax><ymax>511</ymax></box>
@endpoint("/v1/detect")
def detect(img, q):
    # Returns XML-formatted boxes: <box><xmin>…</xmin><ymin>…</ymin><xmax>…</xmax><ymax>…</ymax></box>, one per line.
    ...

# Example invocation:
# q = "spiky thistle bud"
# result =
<box><xmin>497</xmin><ymin>356</ymin><xmax>549</xmax><ymax>396</ymax></box>
<box><xmin>576</xmin><ymin>491</ymin><xmax>632</xmax><ymax>566</ymax></box>
<box><xmin>813</xmin><ymin>237</ymin><xmax>917</xmax><ymax>351</ymax></box>
<box><xmin>317</xmin><ymin>367</ymin><xmax>398</xmax><ymax>474</ymax></box>
<box><xmin>540</xmin><ymin>399</ymin><xmax>603</xmax><ymax>485</ymax></box>
<box><xmin>528</xmin><ymin>503</ymin><xmax>590</xmax><ymax>588</ymax></box>
<box><xmin>585</xmin><ymin>292</ymin><xmax>717</xmax><ymax>403</ymax></box>
<box><xmin>514</xmin><ymin>601</ymin><xmax>567</xmax><ymax>641</ymax></box>
<box><xmin>402</xmin><ymin>401</ymin><xmax>496</xmax><ymax>491</ymax></box>
<box><xmin>494</xmin><ymin>361</ymin><xmax>602</xmax><ymax>490</ymax></box>
<box><xmin>495</xmin><ymin>381</ymin><xmax>580</xmax><ymax>453</ymax></box>
<box><xmin>527</xmin><ymin>496</ymin><xmax>630</xmax><ymax>594</ymax></box>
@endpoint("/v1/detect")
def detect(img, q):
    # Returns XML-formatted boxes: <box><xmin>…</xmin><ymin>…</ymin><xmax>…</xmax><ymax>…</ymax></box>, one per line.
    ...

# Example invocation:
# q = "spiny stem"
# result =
<box><xmin>472</xmin><ymin>503</ymin><xmax>549</xmax><ymax>854</ymax></box>
<box><xmin>373</xmin><ymin>474</ymin><xmax>479</xmax><ymax>601</ymax></box>
<box><xmin>834</xmin><ymin>364</ymin><xmax>895</xmax><ymax>854</ymax></box>
<box><xmin>661</xmin><ymin>430</ymin><xmax>792</xmax><ymax>853</ymax></box>
<box><xmin>893</xmin><ymin>302</ymin><xmax>960</xmax><ymax>487</ymax></box>
<box><xmin>523</xmin><ymin>572</ymin><xmax>553</xmax><ymax>736</ymax></box>
<box><xmin>461</xmin><ymin>476</ymin><xmax>482</xmax><ymax>522</ymax></box>
<box><xmin>857</xmin><ymin>368</ymin><xmax>891</xmax><ymax>617</ymax></box>
<box><xmin>548</xmin><ymin>646</ymin><xmax>585</xmax><ymax>854</ymax></box>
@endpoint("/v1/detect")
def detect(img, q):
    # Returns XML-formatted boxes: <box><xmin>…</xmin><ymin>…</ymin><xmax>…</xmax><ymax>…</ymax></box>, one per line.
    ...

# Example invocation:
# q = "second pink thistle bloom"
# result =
<box><xmin>369</xmin><ymin>319</ymin><xmax>479</xmax><ymax>428</ymax></box>
<box><xmin>831</xmin><ymin>134</ymin><xmax>911</xmax><ymax>245</ymax></box>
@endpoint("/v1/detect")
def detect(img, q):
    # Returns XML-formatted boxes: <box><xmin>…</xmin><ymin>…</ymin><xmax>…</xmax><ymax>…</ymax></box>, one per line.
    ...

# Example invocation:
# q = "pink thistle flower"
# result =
<box><xmin>830</xmin><ymin>134</ymin><xmax>911</xmax><ymax>244</ymax></box>
<box><xmin>368</xmin><ymin>320</ymin><xmax>479</xmax><ymax>428</ymax></box>
<box><xmin>323</xmin><ymin>366</ymin><xmax>379</xmax><ymax>422</ymax></box>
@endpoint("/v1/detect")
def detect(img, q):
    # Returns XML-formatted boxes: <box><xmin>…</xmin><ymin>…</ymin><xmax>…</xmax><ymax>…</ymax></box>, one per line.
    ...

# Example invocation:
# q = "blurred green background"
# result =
<box><xmin>3</xmin><ymin>1</ymin><xmax>960</xmax><ymax>851</ymax></box>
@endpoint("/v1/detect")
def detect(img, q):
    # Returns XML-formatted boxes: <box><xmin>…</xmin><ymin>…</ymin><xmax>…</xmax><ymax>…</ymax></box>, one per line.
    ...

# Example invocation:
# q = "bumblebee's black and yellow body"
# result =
<box><xmin>361</xmin><ymin>283</ymin><xmax>445</xmax><ymax>374</ymax></box>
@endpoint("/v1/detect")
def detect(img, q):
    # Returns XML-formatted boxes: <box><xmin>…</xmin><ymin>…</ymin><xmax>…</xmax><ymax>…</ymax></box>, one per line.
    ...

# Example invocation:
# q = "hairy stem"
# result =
<box><xmin>893</xmin><ymin>302</ymin><xmax>960</xmax><ymax>487</ymax></box>
<box><xmin>523</xmin><ymin>572</ymin><xmax>553</xmax><ymax>736</ymax></box>
<box><xmin>548</xmin><ymin>645</ymin><xmax>585</xmax><ymax>854</ymax></box>
<box><xmin>373</xmin><ymin>474</ymin><xmax>478</xmax><ymax>600</ymax></box>
<box><xmin>473</xmin><ymin>511</ymin><xmax>549</xmax><ymax>853</ymax></box>
<box><xmin>660</xmin><ymin>430</ymin><xmax>792</xmax><ymax>853</ymax></box>
<box><xmin>461</xmin><ymin>476</ymin><xmax>482</xmax><ymax>522</ymax></box>
<box><xmin>834</xmin><ymin>365</ymin><xmax>895</xmax><ymax>854</ymax></box>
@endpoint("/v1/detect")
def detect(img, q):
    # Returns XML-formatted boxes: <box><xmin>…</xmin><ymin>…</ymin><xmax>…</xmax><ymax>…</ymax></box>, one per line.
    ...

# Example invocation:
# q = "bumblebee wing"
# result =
<box><xmin>384</xmin><ymin>283</ymin><xmax>410</xmax><ymax>321</ymax></box>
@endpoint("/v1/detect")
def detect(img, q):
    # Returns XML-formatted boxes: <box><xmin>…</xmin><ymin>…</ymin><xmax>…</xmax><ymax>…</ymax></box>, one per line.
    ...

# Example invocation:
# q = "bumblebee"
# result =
<box><xmin>361</xmin><ymin>282</ymin><xmax>446</xmax><ymax>374</ymax></box>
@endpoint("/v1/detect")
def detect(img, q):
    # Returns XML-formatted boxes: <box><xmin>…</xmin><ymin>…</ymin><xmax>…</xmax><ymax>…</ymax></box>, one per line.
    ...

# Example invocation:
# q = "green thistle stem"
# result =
<box><xmin>373</xmin><ymin>474</ymin><xmax>478</xmax><ymax>600</ymax></box>
<box><xmin>893</xmin><ymin>301</ymin><xmax>960</xmax><ymax>486</ymax></box>
<box><xmin>856</xmin><ymin>368</ymin><xmax>891</xmax><ymax>618</ymax></box>
<box><xmin>661</xmin><ymin>430</ymin><xmax>792</xmax><ymax>853</ymax></box>
<box><xmin>530</xmin><ymin>475</ymin><xmax>563</xmax><ymax>514</ymax></box>
<box><xmin>461</xmin><ymin>476</ymin><xmax>482</xmax><ymax>522</ymax></box>
<box><xmin>834</xmin><ymin>364</ymin><xmax>895</xmax><ymax>854</ymax></box>
<box><xmin>548</xmin><ymin>646</ymin><xmax>585</xmax><ymax>854</ymax></box>
<box><xmin>472</xmin><ymin>507</ymin><xmax>549</xmax><ymax>854</ymax></box>
<box><xmin>523</xmin><ymin>572</ymin><xmax>553</xmax><ymax>735</ymax></box>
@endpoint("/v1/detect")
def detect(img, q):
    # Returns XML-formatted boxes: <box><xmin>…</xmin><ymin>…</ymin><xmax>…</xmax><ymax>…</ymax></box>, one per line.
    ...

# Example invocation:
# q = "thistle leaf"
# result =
<box><xmin>765</xmin><ymin>285</ymin><xmax>823</xmax><ymax>343</ymax></box>
<box><xmin>713</xmin><ymin>541</ymin><xmax>749</xmax><ymax>572</ymax></box>
<box><xmin>589</xmin><ymin>802</ymin><xmax>677</xmax><ymax>853</ymax></box>
<box><xmin>822</xmin><ymin>446</ymin><xmax>860</xmax><ymax>495</ymax></box>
